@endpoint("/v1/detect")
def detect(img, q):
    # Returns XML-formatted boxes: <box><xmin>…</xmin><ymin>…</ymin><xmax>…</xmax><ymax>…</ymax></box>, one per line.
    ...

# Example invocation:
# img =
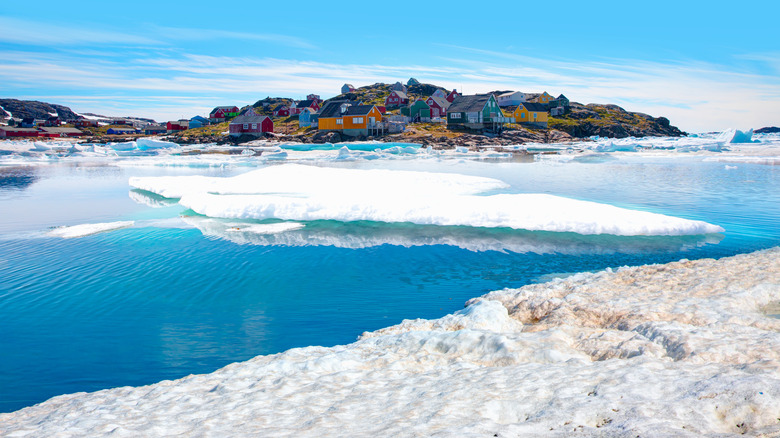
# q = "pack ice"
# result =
<box><xmin>2</xmin><ymin>248</ymin><xmax>778</xmax><ymax>436</ymax></box>
<box><xmin>129</xmin><ymin>164</ymin><xmax>723</xmax><ymax>236</ymax></box>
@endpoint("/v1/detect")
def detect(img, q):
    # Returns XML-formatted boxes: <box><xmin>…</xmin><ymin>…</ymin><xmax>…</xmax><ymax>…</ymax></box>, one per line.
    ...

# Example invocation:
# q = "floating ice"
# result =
<box><xmin>718</xmin><ymin>128</ymin><xmax>756</xmax><ymax>144</ymax></box>
<box><xmin>2</xmin><ymin>248</ymin><xmax>778</xmax><ymax>436</ymax></box>
<box><xmin>48</xmin><ymin>221</ymin><xmax>134</xmax><ymax>238</ymax></box>
<box><xmin>136</xmin><ymin>138</ymin><xmax>179</xmax><ymax>150</ymax></box>
<box><xmin>130</xmin><ymin>165</ymin><xmax>723</xmax><ymax>236</ymax></box>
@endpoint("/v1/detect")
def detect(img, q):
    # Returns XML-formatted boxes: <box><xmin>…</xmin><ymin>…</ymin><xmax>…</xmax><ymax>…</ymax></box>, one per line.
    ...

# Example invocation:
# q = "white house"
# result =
<box><xmin>497</xmin><ymin>91</ymin><xmax>526</xmax><ymax>107</ymax></box>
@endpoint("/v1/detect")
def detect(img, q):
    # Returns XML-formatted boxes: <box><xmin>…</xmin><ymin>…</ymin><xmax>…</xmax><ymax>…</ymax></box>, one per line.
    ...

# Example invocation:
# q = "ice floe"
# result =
<box><xmin>131</xmin><ymin>165</ymin><xmax>723</xmax><ymax>236</ymax></box>
<box><xmin>48</xmin><ymin>221</ymin><xmax>134</xmax><ymax>238</ymax></box>
<box><xmin>2</xmin><ymin>248</ymin><xmax>778</xmax><ymax>436</ymax></box>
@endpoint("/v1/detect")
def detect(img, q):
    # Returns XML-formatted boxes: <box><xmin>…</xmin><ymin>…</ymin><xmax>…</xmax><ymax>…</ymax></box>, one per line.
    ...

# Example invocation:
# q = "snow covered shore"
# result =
<box><xmin>2</xmin><ymin>248</ymin><xmax>778</xmax><ymax>437</ymax></box>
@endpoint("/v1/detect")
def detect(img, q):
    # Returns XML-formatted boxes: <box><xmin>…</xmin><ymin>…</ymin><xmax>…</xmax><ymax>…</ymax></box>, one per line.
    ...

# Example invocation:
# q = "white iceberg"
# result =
<box><xmin>48</xmin><ymin>221</ymin><xmax>134</xmax><ymax>238</ymax></box>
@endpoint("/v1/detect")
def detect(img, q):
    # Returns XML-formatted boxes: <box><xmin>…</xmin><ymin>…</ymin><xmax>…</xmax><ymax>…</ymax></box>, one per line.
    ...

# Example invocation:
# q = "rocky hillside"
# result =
<box><xmin>550</xmin><ymin>103</ymin><xmax>685</xmax><ymax>138</ymax></box>
<box><xmin>323</xmin><ymin>82</ymin><xmax>450</xmax><ymax>107</ymax></box>
<box><xmin>0</xmin><ymin>99</ymin><xmax>80</xmax><ymax>122</ymax></box>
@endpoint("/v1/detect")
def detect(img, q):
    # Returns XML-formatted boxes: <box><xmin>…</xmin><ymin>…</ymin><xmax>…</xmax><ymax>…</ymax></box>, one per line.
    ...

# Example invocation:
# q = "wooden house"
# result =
<box><xmin>0</xmin><ymin>126</ymin><xmax>39</xmax><ymax>138</ymax></box>
<box><xmin>189</xmin><ymin>116</ymin><xmax>210</xmax><ymax>129</ymax></box>
<box><xmin>528</xmin><ymin>92</ymin><xmax>554</xmax><ymax>104</ymax></box>
<box><xmin>446</xmin><ymin>89</ymin><xmax>461</xmax><ymax>103</ymax></box>
<box><xmin>317</xmin><ymin>101</ymin><xmax>383</xmax><ymax>137</ymax></box>
<box><xmin>446</xmin><ymin>94</ymin><xmax>507</xmax><ymax>132</ymax></box>
<box><xmin>74</xmin><ymin>117</ymin><xmax>98</xmax><ymax>128</ymax></box>
<box><xmin>272</xmin><ymin>105</ymin><xmax>290</xmax><ymax>117</ymax></box>
<box><xmin>425</xmin><ymin>95</ymin><xmax>450</xmax><ymax>118</ymax></box>
<box><xmin>209</xmin><ymin>106</ymin><xmax>239</xmax><ymax>122</ymax></box>
<box><xmin>307</xmin><ymin>94</ymin><xmax>321</xmax><ymax>103</ymax></box>
<box><xmin>44</xmin><ymin>116</ymin><xmax>61</xmax><ymax>127</ymax></box>
<box><xmin>295</xmin><ymin>100</ymin><xmax>321</xmax><ymax>113</ymax></box>
<box><xmin>341</xmin><ymin>84</ymin><xmax>356</xmax><ymax>94</ymax></box>
<box><xmin>431</xmin><ymin>89</ymin><xmax>447</xmax><ymax>99</ymax></box>
<box><xmin>497</xmin><ymin>91</ymin><xmax>526</xmax><ymax>107</ymax></box>
<box><xmin>298</xmin><ymin>108</ymin><xmax>317</xmax><ymax>128</ymax></box>
<box><xmin>166</xmin><ymin>120</ymin><xmax>189</xmax><ymax>133</ymax></box>
<box><xmin>510</xmin><ymin>102</ymin><xmax>549</xmax><ymax>127</ymax></box>
<box><xmin>385</xmin><ymin>90</ymin><xmax>409</xmax><ymax>108</ymax></box>
<box><xmin>229</xmin><ymin>111</ymin><xmax>273</xmax><ymax>137</ymax></box>
<box><xmin>401</xmin><ymin>99</ymin><xmax>431</xmax><ymax>121</ymax></box>
<box><xmin>391</xmin><ymin>81</ymin><xmax>408</xmax><ymax>93</ymax></box>
<box><xmin>38</xmin><ymin>127</ymin><xmax>83</xmax><ymax>137</ymax></box>
<box><xmin>144</xmin><ymin>124</ymin><xmax>167</xmax><ymax>135</ymax></box>
<box><xmin>107</xmin><ymin>127</ymin><xmax>138</xmax><ymax>135</ymax></box>
<box><xmin>407</xmin><ymin>78</ymin><xmax>420</xmax><ymax>86</ymax></box>
<box><xmin>549</xmin><ymin>94</ymin><xmax>570</xmax><ymax>109</ymax></box>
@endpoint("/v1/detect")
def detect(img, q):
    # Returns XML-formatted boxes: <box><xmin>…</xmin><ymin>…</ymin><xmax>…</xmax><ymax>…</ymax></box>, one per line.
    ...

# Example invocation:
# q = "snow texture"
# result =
<box><xmin>130</xmin><ymin>164</ymin><xmax>723</xmax><ymax>236</ymax></box>
<box><xmin>47</xmin><ymin>221</ymin><xmax>134</xmax><ymax>238</ymax></box>
<box><xmin>2</xmin><ymin>248</ymin><xmax>779</xmax><ymax>437</ymax></box>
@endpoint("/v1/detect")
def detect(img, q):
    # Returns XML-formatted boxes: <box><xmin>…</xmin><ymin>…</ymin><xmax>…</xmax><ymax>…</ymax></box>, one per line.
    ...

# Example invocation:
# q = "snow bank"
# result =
<box><xmin>3</xmin><ymin>248</ymin><xmax>779</xmax><ymax>436</ymax></box>
<box><xmin>130</xmin><ymin>165</ymin><xmax>723</xmax><ymax>236</ymax></box>
<box><xmin>47</xmin><ymin>221</ymin><xmax>134</xmax><ymax>238</ymax></box>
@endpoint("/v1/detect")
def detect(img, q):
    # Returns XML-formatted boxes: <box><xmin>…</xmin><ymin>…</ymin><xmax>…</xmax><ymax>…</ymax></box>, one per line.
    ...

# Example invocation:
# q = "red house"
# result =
<box><xmin>425</xmin><ymin>95</ymin><xmax>450</xmax><ymax>118</ymax></box>
<box><xmin>38</xmin><ymin>127</ymin><xmax>84</xmax><ymax>137</ymax></box>
<box><xmin>74</xmin><ymin>118</ymin><xmax>98</xmax><ymax>128</ymax></box>
<box><xmin>272</xmin><ymin>105</ymin><xmax>290</xmax><ymax>117</ymax></box>
<box><xmin>229</xmin><ymin>112</ymin><xmax>273</xmax><ymax>137</ymax></box>
<box><xmin>166</xmin><ymin>120</ymin><xmax>188</xmax><ymax>132</ymax></box>
<box><xmin>385</xmin><ymin>90</ymin><xmax>409</xmax><ymax>107</ymax></box>
<box><xmin>0</xmin><ymin>127</ymin><xmax>39</xmax><ymax>138</ymax></box>
<box><xmin>295</xmin><ymin>100</ymin><xmax>320</xmax><ymax>114</ymax></box>
<box><xmin>446</xmin><ymin>89</ymin><xmax>461</xmax><ymax>103</ymax></box>
<box><xmin>307</xmin><ymin>94</ymin><xmax>322</xmax><ymax>103</ymax></box>
<box><xmin>209</xmin><ymin>106</ymin><xmax>240</xmax><ymax>122</ymax></box>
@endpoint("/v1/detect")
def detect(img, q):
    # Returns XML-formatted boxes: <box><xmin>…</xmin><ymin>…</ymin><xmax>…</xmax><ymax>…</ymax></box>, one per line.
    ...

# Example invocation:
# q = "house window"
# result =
<box><xmin>533</xmin><ymin>113</ymin><xmax>537</xmax><ymax>119</ymax></box>
<box><xmin>449</xmin><ymin>112</ymin><xmax>461</xmax><ymax>118</ymax></box>
<box><xmin>252</xmin><ymin>123</ymin><xmax>257</xmax><ymax>129</ymax></box>
<box><xmin>243</xmin><ymin>123</ymin><xmax>248</xmax><ymax>129</ymax></box>
<box><xmin>336</xmin><ymin>119</ymin><xmax>343</xmax><ymax>125</ymax></box>
<box><xmin>353</xmin><ymin>117</ymin><xmax>363</xmax><ymax>124</ymax></box>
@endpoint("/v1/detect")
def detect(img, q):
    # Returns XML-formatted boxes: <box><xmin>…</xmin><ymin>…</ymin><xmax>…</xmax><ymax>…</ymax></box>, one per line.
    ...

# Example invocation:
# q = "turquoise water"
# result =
<box><xmin>1</xmin><ymin>156</ymin><xmax>779</xmax><ymax>413</ymax></box>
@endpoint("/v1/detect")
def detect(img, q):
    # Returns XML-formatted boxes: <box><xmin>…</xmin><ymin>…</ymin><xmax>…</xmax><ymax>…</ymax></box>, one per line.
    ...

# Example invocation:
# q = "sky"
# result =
<box><xmin>1</xmin><ymin>0</ymin><xmax>778</xmax><ymax>132</ymax></box>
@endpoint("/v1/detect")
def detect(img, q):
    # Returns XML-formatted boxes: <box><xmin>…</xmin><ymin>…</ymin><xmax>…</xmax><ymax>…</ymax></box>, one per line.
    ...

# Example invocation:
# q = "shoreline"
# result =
<box><xmin>1</xmin><ymin>247</ymin><xmax>778</xmax><ymax>436</ymax></box>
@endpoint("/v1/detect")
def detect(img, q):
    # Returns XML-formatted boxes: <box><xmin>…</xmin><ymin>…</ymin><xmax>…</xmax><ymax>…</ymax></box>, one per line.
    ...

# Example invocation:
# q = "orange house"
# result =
<box><xmin>318</xmin><ymin>101</ymin><xmax>382</xmax><ymax>136</ymax></box>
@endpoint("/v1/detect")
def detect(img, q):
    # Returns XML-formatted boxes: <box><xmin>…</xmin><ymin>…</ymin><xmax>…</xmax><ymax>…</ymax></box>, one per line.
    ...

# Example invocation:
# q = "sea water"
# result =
<box><xmin>1</xmin><ymin>148</ymin><xmax>779</xmax><ymax>413</ymax></box>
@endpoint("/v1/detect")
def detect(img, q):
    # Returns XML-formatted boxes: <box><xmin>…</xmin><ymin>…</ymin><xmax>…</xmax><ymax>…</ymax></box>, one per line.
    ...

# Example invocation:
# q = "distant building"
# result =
<box><xmin>510</xmin><ymin>102</ymin><xmax>549</xmax><ymax>127</ymax></box>
<box><xmin>407</xmin><ymin>77</ymin><xmax>420</xmax><ymax>86</ymax></box>
<box><xmin>209</xmin><ymin>106</ymin><xmax>239</xmax><ymax>123</ymax></box>
<box><xmin>166</xmin><ymin>120</ymin><xmax>189</xmax><ymax>133</ymax></box>
<box><xmin>385</xmin><ymin>90</ymin><xmax>409</xmax><ymax>108</ymax></box>
<box><xmin>446</xmin><ymin>89</ymin><xmax>461</xmax><ymax>103</ymax></box>
<box><xmin>189</xmin><ymin>116</ymin><xmax>210</xmax><ymax>129</ymax></box>
<box><xmin>497</xmin><ymin>91</ymin><xmax>526</xmax><ymax>107</ymax></box>
<box><xmin>144</xmin><ymin>124</ymin><xmax>167</xmax><ymax>135</ymax></box>
<box><xmin>38</xmin><ymin>127</ymin><xmax>83</xmax><ymax>137</ymax></box>
<box><xmin>446</xmin><ymin>94</ymin><xmax>507</xmax><ymax>132</ymax></box>
<box><xmin>307</xmin><ymin>94</ymin><xmax>321</xmax><ymax>102</ymax></box>
<box><xmin>431</xmin><ymin>89</ymin><xmax>447</xmax><ymax>99</ymax></box>
<box><xmin>272</xmin><ymin>105</ymin><xmax>290</xmax><ymax>117</ymax></box>
<box><xmin>341</xmin><ymin>84</ymin><xmax>356</xmax><ymax>94</ymax></box>
<box><xmin>298</xmin><ymin>107</ymin><xmax>317</xmax><ymax>128</ymax></box>
<box><xmin>527</xmin><ymin>92</ymin><xmax>554</xmax><ymax>105</ymax></box>
<box><xmin>0</xmin><ymin>126</ymin><xmax>39</xmax><ymax>138</ymax></box>
<box><xmin>107</xmin><ymin>127</ymin><xmax>138</xmax><ymax>135</ymax></box>
<box><xmin>391</xmin><ymin>81</ymin><xmax>408</xmax><ymax>94</ymax></box>
<box><xmin>74</xmin><ymin>117</ymin><xmax>98</xmax><ymax>128</ymax></box>
<box><xmin>43</xmin><ymin>116</ymin><xmax>61</xmax><ymax>127</ymax></box>
<box><xmin>229</xmin><ymin>111</ymin><xmax>273</xmax><ymax>137</ymax></box>
<box><xmin>401</xmin><ymin>99</ymin><xmax>431</xmax><ymax>122</ymax></box>
<box><xmin>425</xmin><ymin>95</ymin><xmax>451</xmax><ymax>118</ymax></box>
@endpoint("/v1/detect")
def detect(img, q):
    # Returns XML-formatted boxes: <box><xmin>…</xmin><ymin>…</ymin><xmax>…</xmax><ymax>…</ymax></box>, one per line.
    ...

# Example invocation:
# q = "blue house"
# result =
<box><xmin>298</xmin><ymin>108</ymin><xmax>317</xmax><ymax>128</ymax></box>
<box><xmin>107</xmin><ymin>127</ymin><xmax>138</xmax><ymax>135</ymax></box>
<box><xmin>189</xmin><ymin>116</ymin><xmax>210</xmax><ymax>129</ymax></box>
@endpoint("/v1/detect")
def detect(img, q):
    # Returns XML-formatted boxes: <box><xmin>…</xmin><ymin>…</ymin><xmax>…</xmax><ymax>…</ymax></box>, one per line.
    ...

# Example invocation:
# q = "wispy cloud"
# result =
<box><xmin>151</xmin><ymin>26</ymin><xmax>318</xmax><ymax>50</ymax></box>
<box><xmin>0</xmin><ymin>17</ymin><xmax>159</xmax><ymax>46</ymax></box>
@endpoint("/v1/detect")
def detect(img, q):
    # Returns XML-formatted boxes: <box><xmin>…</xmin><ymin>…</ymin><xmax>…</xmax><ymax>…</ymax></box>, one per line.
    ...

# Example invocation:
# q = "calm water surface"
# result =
<box><xmin>1</xmin><ymin>156</ymin><xmax>779</xmax><ymax>412</ymax></box>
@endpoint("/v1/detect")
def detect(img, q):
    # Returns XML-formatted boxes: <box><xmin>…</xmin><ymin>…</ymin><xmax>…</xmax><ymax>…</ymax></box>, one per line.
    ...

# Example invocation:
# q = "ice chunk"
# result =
<box><xmin>718</xmin><ymin>128</ymin><xmax>756</xmax><ymax>144</ymax></box>
<box><xmin>136</xmin><ymin>138</ymin><xmax>179</xmax><ymax>150</ymax></box>
<box><xmin>48</xmin><ymin>221</ymin><xmax>134</xmax><ymax>238</ymax></box>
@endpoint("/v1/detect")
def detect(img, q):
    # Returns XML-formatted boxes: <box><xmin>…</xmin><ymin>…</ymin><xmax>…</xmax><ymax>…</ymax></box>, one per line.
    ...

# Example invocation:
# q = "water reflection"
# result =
<box><xmin>0</xmin><ymin>166</ymin><xmax>38</xmax><ymax>192</ymax></box>
<box><xmin>129</xmin><ymin>189</ymin><xmax>179</xmax><ymax>208</ymax></box>
<box><xmin>178</xmin><ymin>215</ymin><xmax>723</xmax><ymax>255</ymax></box>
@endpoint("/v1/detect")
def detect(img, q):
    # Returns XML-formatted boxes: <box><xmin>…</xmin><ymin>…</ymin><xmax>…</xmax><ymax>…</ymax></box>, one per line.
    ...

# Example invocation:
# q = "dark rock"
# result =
<box><xmin>755</xmin><ymin>126</ymin><xmax>780</xmax><ymax>134</ymax></box>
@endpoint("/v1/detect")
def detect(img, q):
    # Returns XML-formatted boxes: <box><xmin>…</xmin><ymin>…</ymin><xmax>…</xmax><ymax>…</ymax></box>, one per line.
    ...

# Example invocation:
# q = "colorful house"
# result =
<box><xmin>431</xmin><ymin>89</ymin><xmax>447</xmax><ymax>99</ymax></box>
<box><xmin>407</xmin><ymin>77</ymin><xmax>420</xmax><ymax>86</ymax></box>
<box><xmin>144</xmin><ymin>124</ymin><xmax>167</xmax><ymax>135</ymax></box>
<box><xmin>401</xmin><ymin>99</ymin><xmax>431</xmax><ymax>121</ymax></box>
<box><xmin>510</xmin><ymin>102</ymin><xmax>549</xmax><ymax>127</ymax></box>
<box><xmin>497</xmin><ymin>91</ymin><xmax>526</xmax><ymax>107</ymax></box>
<box><xmin>529</xmin><ymin>92</ymin><xmax>554</xmax><ymax>105</ymax></box>
<box><xmin>44</xmin><ymin>116</ymin><xmax>61</xmax><ymax>127</ymax></box>
<box><xmin>107</xmin><ymin>127</ymin><xmax>138</xmax><ymax>135</ymax></box>
<box><xmin>272</xmin><ymin>105</ymin><xmax>290</xmax><ymax>117</ymax></box>
<box><xmin>38</xmin><ymin>127</ymin><xmax>83</xmax><ymax>137</ymax></box>
<box><xmin>74</xmin><ymin>117</ymin><xmax>98</xmax><ymax>128</ymax></box>
<box><xmin>166</xmin><ymin>120</ymin><xmax>189</xmax><ymax>133</ymax></box>
<box><xmin>0</xmin><ymin>127</ymin><xmax>39</xmax><ymax>138</ymax></box>
<box><xmin>446</xmin><ymin>89</ymin><xmax>461</xmax><ymax>103</ymax></box>
<box><xmin>209</xmin><ymin>106</ymin><xmax>239</xmax><ymax>122</ymax></box>
<box><xmin>391</xmin><ymin>81</ymin><xmax>408</xmax><ymax>93</ymax></box>
<box><xmin>298</xmin><ymin>108</ymin><xmax>317</xmax><ymax>128</ymax></box>
<box><xmin>425</xmin><ymin>95</ymin><xmax>450</xmax><ymax>118</ymax></box>
<box><xmin>318</xmin><ymin>101</ymin><xmax>383</xmax><ymax>137</ymax></box>
<box><xmin>385</xmin><ymin>90</ymin><xmax>409</xmax><ymax>108</ymax></box>
<box><xmin>549</xmin><ymin>94</ymin><xmax>570</xmax><ymax>109</ymax></box>
<box><xmin>307</xmin><ymin>94</ymin><xmax>321</xmax><ymax>102</ymax></box>
<box><xmin>229</xmin><ymin>111</ymin><xmax>274</xmax><ymax>137</ymax></box>
<box><xmin>446</xmin><ymin>94</ymin><xmax>506</xmax><ymax>131</ymax></box>
<box><xmin>189</xmin><ymin>116</ymin><xmax>210</xmax><ymax>129</ymax></box>
<box><xmin>341</xmin><ymin>84</ymin><xmax>356</xmax><ymax>94</ymax></box>
<box><xmin>294</xmin><ymin>100</ymin><xmax>321</xmax><ymax>114</ymax></box>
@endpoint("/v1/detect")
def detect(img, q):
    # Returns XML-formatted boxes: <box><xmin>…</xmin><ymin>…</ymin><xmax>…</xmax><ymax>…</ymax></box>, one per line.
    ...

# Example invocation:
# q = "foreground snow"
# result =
<box><xmin>2</xmin><ymin>248</ymin><xmax>778</xmax><ymax>437</ymax></box>
<box><xmin>131</xmin><ymin>164</ymin><xmax>723</xmax><ymax>236</ymax></box>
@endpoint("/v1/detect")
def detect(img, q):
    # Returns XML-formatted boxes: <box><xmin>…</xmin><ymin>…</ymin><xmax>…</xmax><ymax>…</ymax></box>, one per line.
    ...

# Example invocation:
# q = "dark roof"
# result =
<box><xmin>296</xmin><ymin>100</ymin><xmax>316</xmax><ymax>108</ymax></box>
<box><xmin>0</xmin><ymin>127</ymin><xmax>38</xmax><ymax>132</ymax></box>
<box><xmin>211</xmin><ymin>106</ymin><xmax>237</xmax><ymax>112</ymax></box>
<box><xmin>427</xmin><ymin>95</ymin><xmax>450</xmax><ymax>109</ymax></box>
<box><xmin>344</xmin><ymin>105</ymin><xmax>376</xmax><ymax>116</ymax></box>
<box><xmin>519</xmin><ymin>102</ymin><xmax>549</xmax><ymax>112</ymax></box>
<box><xmin>145</xmin><ymin>124</ymin><xmax>167</xmax><ymax>130</ymax></box>
<box><xmin>389</xmin><ymin>90</ymin><xmax>408</xmax><ymax>99</ymax></box>
<box><xmin>39</xmin><ymin>127</ymin><xmax>83</xmax><ymax>134</ymax></box>
<box><xmin>448</xmin><ymin>94</ymin><xmax>495</xmax><ymax>113</ymax></box>
<box><xmin>230</xmin><ymin>112</ymin><xmax>270</xmax><ymax>124</ymax></box>
<box><xmin>557</xmin><ymin>94</ymin><xmax>568</xmax><ymax>99</ymax></box>
<box><xmin>319</xmin><ymin>100</ymin><xmax>362</xmax><ymax>118</ymax></box>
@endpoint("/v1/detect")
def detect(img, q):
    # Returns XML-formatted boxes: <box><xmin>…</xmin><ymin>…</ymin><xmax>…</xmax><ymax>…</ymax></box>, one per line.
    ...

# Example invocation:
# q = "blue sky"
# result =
<box><xmin>1</xmin><ymin>0</ymin><xmax>778</xmax><ymax>132</ymax></box>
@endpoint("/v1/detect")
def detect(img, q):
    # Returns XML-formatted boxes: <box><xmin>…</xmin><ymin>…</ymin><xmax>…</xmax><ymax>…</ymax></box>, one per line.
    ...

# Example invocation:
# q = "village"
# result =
<box><xmin>0</xmin><ymin>78</ymin><xmax>573</xmax><ymax>142</ymax></box>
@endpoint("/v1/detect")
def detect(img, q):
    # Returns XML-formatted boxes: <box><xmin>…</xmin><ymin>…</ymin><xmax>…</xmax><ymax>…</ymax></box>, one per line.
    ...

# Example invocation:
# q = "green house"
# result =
<box><xmin>401</xmin><ymin>99</ymin><xmax>431</xmax><ymax>121</ymax></box>
<box><xmin>446</xmin><ymin>94</ymin><xmax>506</xmax><ymax>131</ymax></box>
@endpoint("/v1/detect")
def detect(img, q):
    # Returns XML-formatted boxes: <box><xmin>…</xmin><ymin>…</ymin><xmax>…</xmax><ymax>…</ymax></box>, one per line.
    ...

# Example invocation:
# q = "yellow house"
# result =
<box><xmin>511</xmin><ymin>102</ymin><xmax>549</xmax><ymax>127</ymax></box>
<box><xmin>317</xmin><ymin>100</ymin><xmax>382</xmax><ymax>136</ymax></box>
<box><xmin>529</xmin><ymin>91</ymin><xmax>554</xmax><ymax>104</ymax></box>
